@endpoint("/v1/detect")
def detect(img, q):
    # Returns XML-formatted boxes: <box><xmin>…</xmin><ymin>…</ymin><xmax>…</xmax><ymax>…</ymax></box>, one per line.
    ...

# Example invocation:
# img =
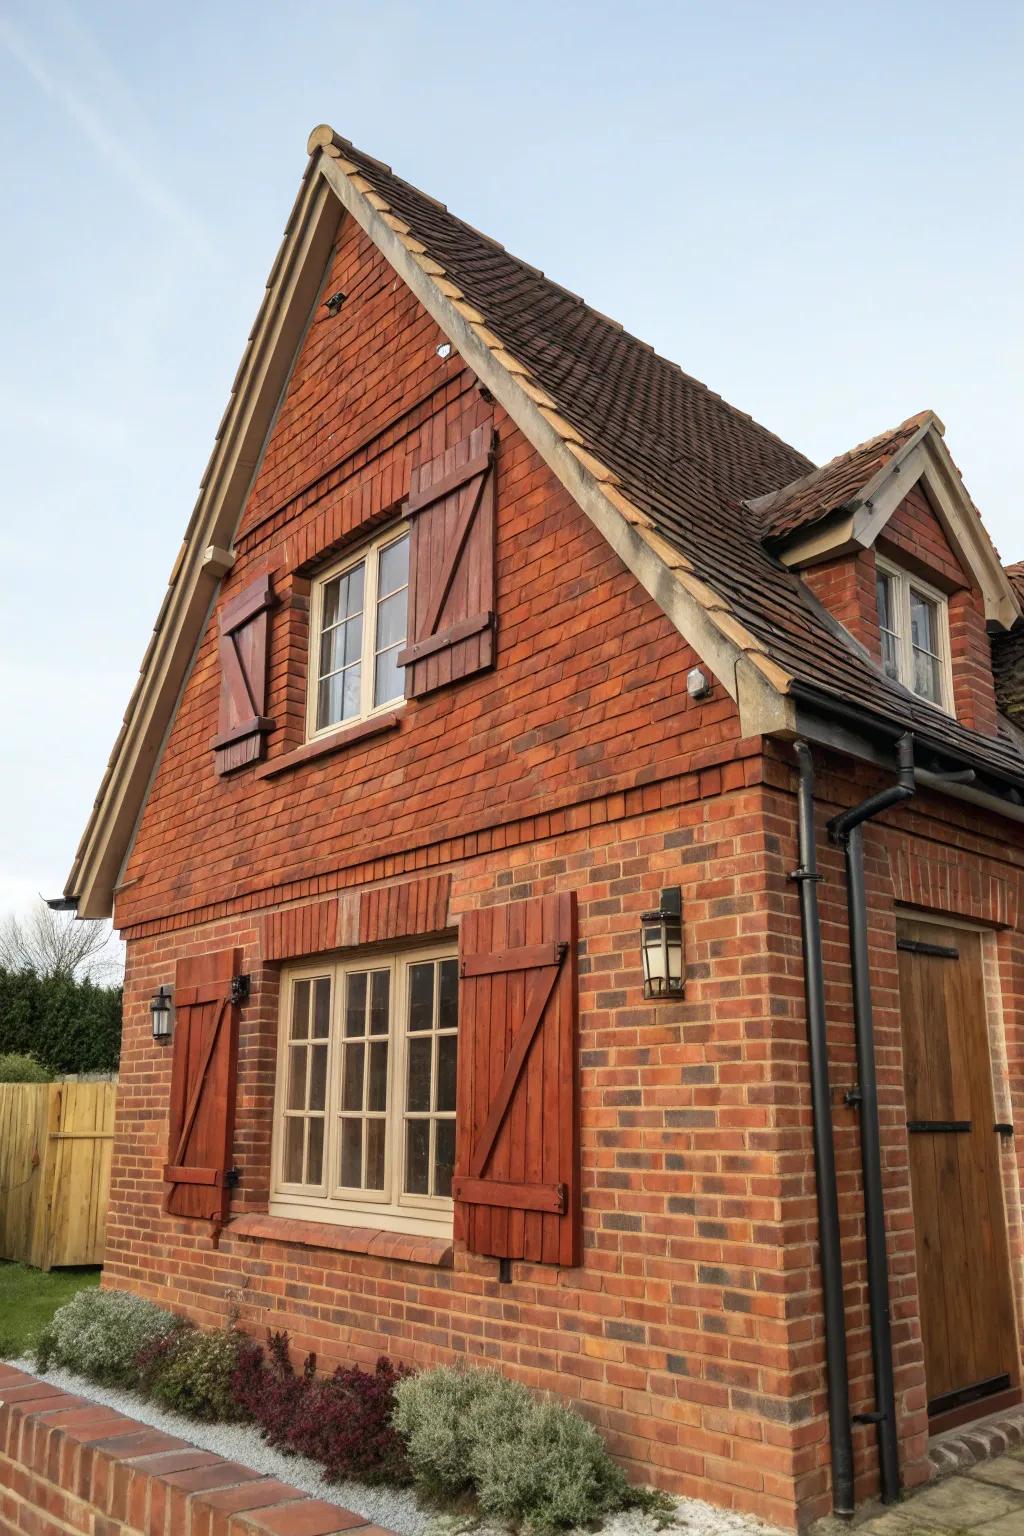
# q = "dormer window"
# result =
<box><xmin>875</xmin><ymin>557</ymin><xmax>952</xmax><ymax>711</ymax></box>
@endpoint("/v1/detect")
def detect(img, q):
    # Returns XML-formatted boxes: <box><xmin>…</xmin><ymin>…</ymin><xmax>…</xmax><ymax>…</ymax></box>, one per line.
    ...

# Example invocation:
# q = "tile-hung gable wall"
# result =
<box><xmin>799</xmin><ymin>483</ymin><xmax>999</xmax><ymax>736</ymax></box>
<box><xmin>104</xmin><ymin>206</ymin><xmax>1024</xmax><ymax>1531</ymax></box>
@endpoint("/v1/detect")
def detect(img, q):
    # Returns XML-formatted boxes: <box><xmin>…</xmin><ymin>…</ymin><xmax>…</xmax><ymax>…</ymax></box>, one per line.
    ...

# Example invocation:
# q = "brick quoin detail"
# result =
<box><xmin>102</xmin><ymin>209</ymin><xmax>1024</xmax><ymax>1530</ymax></box>
<box><xmin>0</xmin><ymin>1363</ymin><xmax>388</xmax><ymax>1536</ymax></box>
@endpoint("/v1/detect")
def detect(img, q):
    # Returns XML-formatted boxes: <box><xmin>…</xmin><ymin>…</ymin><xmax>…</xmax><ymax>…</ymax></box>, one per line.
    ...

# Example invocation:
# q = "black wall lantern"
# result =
<box><xmin>640</xmin><ymin>886</ymin><xmax>684</xmax><ymax>999</ymax></box>
<box><xmin>150</xmin><ymin>985</ymin><xmax>173</xmax><ymax>1041</ymax></box>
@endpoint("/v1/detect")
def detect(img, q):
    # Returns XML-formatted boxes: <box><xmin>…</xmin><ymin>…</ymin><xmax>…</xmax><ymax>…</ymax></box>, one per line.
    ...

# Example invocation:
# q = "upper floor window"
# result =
<box><xmin>272</xmin><ymin>946</ymin><xmax>458</xmax><ymax>1235</ymax></box>
<box><xmin>876</xmin><ymin>557</ymin><xmax>952</xmax><ymax>711</ymax></box>
<box><xmin>308</xmin><ymin>526</ymin><xmax>409</xmax><ymax>737</ymax></box>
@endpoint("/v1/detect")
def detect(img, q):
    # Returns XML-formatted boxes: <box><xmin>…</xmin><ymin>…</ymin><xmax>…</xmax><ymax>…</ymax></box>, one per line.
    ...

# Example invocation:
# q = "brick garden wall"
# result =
<box><xmin>0</xmin><ymin>1362</ymin><xmax>386</xmax><ymax>1536</ymax></box>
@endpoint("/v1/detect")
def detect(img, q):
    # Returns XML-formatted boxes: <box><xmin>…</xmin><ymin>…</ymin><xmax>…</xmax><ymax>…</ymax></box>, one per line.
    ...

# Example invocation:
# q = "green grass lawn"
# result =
<box><xmin>0</xmin><ymin>1261</ymin><xmax>100</xmax><ymax>1359</ymax></box>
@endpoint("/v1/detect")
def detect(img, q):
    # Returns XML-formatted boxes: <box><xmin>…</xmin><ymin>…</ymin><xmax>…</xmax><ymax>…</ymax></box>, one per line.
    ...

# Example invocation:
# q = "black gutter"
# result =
<box><xmin>827</xmin><ymin>731</ymin><xmax>916</xmax><ymax>1506</ymax></box>
<box><xmin>791</xmin><ymin>742</ymin><xmax>854</xmax><ymax>1517</ymax></box>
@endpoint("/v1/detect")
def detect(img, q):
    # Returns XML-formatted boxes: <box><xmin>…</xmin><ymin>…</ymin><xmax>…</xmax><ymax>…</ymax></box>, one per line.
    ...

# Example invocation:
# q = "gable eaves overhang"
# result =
<box><xmin>66</xmin><ymin>128</ymin><xmax>803</xmax><ymax>918</ymax></box>
<box><xmin>768</xmin><ymin>418</ymin><xmax>1020</xmax><ymax>631</ymax></box>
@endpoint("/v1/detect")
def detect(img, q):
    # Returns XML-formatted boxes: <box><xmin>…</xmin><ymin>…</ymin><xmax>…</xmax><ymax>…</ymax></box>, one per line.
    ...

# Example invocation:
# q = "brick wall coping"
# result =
<box><xmin>230</xmin><ymin>1213</ymin><xmax>454</xmax><ymax>1268</ymax></box>
<box><xmin>0</xmin><ymin>1361</ymin><xmax>397</xmax><ymax>1536</ymax></box>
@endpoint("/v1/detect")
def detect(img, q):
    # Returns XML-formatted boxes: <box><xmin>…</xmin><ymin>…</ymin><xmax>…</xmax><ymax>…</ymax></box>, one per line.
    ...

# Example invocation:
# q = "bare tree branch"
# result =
<box><xmin>0</xmin><ymin>900</ymin><xmax>124</xmax><ymax>983</ymax></box>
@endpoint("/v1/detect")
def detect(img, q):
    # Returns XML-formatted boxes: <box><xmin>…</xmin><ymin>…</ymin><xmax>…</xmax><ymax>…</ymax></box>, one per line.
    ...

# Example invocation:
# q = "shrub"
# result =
<box><xmin>394</xmin><ymin>1366</ymin><xmax>667</xmax><ymax>1533</ymax></box>
<box><xmin>0</xmin><ymin>1052</ymin><xmax>51</xmax><ymax>1082</ymax></box>
<box><xmin>233</xmin><ymin>1331</ymin><xmax>411</xmax><ymax>1484</ymax></box>
<box><xmin>0</xmin><ymin>967</ymin><xmax>121</xmax><ymax>1074</ymax></box>
<box><xmin>138</xmin><ymin>1324</ymin><xmax>257</xmax><ymax>1422</ymax></box>
<box><xmin>35</xmin><ymin>1287</ymin><xmax>183</xmax><ymax>1386</ymax></box>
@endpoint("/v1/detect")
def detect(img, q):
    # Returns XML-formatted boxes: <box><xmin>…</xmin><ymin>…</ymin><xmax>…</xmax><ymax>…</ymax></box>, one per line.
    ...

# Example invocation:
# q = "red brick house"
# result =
<box><xmin>63</xmin><ymin>127</ymin><xmax>1024</xmax><ymax>1529</ymax></box>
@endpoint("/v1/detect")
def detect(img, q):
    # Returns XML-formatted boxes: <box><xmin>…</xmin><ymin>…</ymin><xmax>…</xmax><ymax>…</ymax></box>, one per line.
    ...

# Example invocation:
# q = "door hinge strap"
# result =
<box><xmin>906</xmin><ymin>1119</ymin><xmax>972</xmax><ymax>1133</ymax></box>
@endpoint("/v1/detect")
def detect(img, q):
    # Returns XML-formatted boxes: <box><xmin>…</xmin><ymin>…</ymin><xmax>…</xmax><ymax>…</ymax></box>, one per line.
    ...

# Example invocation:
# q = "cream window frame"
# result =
<box><xmin>876</xmin><ymin>556</ymin><xmax>954</xmax><ymax>715</ymax></box>
<box><xmin>270</xmin><ymin>944</ymin><xmax>457</xmax><ymax>1237</ymax></box>
<box><xmin>305</xmin><ymin>523</ymin><xmax>410</xmax><ymax>742</ymax></box>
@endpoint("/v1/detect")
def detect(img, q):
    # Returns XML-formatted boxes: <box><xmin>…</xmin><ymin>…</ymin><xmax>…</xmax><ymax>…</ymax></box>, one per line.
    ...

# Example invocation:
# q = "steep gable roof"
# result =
<box><xmin>66</xmin><ymin>126</ymin><xmax>1024</xmax><ymax>916</ymax></box>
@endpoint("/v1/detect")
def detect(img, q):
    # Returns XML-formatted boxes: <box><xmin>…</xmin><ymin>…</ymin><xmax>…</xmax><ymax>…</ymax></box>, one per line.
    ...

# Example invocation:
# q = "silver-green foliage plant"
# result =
<box><xmin>394</xmin><ymin>1366</ymin><xmax>666</xmax><ymax>1532</ymax></box>
<box><xmin>35</xmin><ymin>1287</ymin><xmax>182</xmax><ymax>1386</ymax></box>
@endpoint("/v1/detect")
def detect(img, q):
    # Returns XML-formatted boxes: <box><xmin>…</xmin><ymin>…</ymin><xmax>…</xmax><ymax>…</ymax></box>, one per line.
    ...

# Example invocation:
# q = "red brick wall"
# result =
<box><xmin>801</xmin><ymin>549</ymin><xmax>879</xmax><ymax>654</ymax></box>
<box><xmin>101</xmin><ymin>206</ymin><xmax>1024</xmax><ymax>1531</ymax></box>
<box><xmin>0</xmin><ymin>1363</ymin><xmax>379</xmax><ymax>1535</ymax></box>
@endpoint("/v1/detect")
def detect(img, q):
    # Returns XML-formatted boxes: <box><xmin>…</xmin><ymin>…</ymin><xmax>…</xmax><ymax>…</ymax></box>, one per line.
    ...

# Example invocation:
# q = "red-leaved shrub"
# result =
<box><xmin>231</xmin><ymin>1330</ymin><xmax>412</xmax><ymax>1484</ymax></box>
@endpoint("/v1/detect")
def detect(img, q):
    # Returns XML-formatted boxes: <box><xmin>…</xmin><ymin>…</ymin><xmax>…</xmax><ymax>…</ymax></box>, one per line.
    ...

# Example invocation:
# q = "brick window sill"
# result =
<box><xmin>254</xmin><ymin>709</ymin><xmax>401</xmax><ymax>779</ymax></box>
<box><xmin>229</xmin><ymin>1212</ymin><xmax>453</xmax><ymax>1268</ymax></box>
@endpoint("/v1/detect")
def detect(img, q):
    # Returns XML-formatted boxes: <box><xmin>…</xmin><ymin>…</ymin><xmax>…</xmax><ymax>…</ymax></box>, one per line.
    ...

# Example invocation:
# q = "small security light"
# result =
<box><xmin>323</xmin><ymin>291</ymin><xmax>346</xmax><ymax>316</ymax></box>
<box><xmin>640</xmin><ymin>887</ymin><xmax>684</xmax><ymax>1000</ymax></box>
<box><xmin>150</xmin><ymin>985</ymin><xmax>173</xmax><ymax>1042</ymax></box>
<box><xmin>686</xmin><ymin>667</ymin><xmax>711</xmax><ymax>701</ymax></box>
<box><xmin>436</xmin><ymin>342</ymin><xmax>453</xmax><ymax>360</ymax></box>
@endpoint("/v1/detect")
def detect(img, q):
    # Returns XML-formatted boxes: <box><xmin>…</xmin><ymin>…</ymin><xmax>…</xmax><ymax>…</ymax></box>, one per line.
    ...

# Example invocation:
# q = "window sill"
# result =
<box><xmin>228</xmin><ymin>1212</ymin><xmax>453</xmax><ymax>1268</ymax></box>
<box><xmin>254</xmin><ymin>710</ymin><xmax>402</xmax><ymax>779</ymax></box>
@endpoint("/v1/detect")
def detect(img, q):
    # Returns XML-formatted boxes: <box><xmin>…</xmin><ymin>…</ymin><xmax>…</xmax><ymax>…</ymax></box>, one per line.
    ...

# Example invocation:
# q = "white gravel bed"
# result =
<box><xmin>6</xmin><ymin>1358</ymin><xmax>784</xmax><ymax>1536</ymax></box>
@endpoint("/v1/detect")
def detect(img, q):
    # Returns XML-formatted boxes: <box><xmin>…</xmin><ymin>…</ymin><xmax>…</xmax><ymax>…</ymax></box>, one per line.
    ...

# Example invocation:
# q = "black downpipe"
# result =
<box><xmin>828</xmin><ymin>732</ymin><xmax>916</xmax><ymax>1506</ymax></box>
<box><xmin>792</xmin><ymin>743</ymin><xmax>855</xmax><ymax>1517</ymax></box>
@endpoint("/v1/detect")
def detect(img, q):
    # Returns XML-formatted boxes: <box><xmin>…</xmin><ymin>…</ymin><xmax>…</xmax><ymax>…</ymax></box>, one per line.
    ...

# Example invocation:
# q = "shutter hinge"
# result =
<box><xmin>230</xmin><ymin>974</ymin><xmax>251</xmax><ymax>1006</ymax></box>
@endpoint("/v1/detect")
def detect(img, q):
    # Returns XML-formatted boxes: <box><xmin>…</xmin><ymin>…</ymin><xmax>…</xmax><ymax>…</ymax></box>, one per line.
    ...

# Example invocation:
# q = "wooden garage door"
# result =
<box><xmin>896</xmin><ymin>917</ymin><xmax>1019</xmax><ymax>1425</ymax></box>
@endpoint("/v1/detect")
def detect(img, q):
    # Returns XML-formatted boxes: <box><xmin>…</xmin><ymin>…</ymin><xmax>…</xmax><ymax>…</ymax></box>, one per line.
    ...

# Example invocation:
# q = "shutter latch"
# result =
<box><xmin>230</xmin><ymin>974</ymin><xmax>251</xmax><ymax>1006</ymax></box>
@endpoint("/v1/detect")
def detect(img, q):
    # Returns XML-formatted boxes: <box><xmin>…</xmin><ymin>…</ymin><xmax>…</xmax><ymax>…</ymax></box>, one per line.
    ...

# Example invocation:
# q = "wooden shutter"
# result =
<box><xmin>397</xmin><ymin>425</ymin><xmax>496</xmax><ymax>696</ymax></box>
<box><xmin>164</xmin><ymin>949</ymin><xmax>241</xmax><ymax>1221</ymax></box>
<box><xmin>453</xmin><ymin>892</ymin><xmax>580</xmax><ymax>1266</ymax></box>
<box><xmin>212</xmin><ymin>575</ymin><xmax>276</xmax><ymax>774</ymax></box>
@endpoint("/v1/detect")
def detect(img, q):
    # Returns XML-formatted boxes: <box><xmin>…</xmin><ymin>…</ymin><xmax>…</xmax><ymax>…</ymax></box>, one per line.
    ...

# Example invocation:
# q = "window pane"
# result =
<box><xmin>342</xmin><ymin>1042</ymin><xmax>365</xmax><ymax>1111</ymax></box>
<box><xmin>876</xmin><ymin>571</ymin><xmax>895</xmax><ymax>632</ymax></box>
<box><xmin>910</xmin><ymin>589</ymin><xmax>938</xmax><ymax>653</ymax></box>
<box><xmin>346</xmin><ymin>973</ymin><xmax>367</xmax><ymax>1036</ymax></box>
<box><xmin>312</xmin><ymin>978</ymin><xmax>331</xmax><ymax>1038</ymax></box>
<box><xmin>291</xmin><ymin>980</ymin><xmax>310</xmax><ymax>1039</ymax></box>
<box><xmin>323</xmin><ymin>564</ymin><xmax>364</xmax><ymax>629</ymax></box>
<box><xmin>340</xmin><ymin>1118</ymin><xmax>362</xmax><ymax>1188</ymax></box>
<box><xmin>368</xmin><ymin>1041</ymin><xmax>389</xmax><ymax>1112</ymax></box>
<box><xmin>434</xmin><ymin>1120</ymin><xmax>455</xmax><ymax>1199</ymax></box>
<box><xmin>284</xmin><ymin>1117</ymin><xmax>305</xmax><ymax>1182</ymax></box>
<box><xmin>378</xmin><ymin>535</ymin><xmax>409</xmax><ymax>599</ymax></box>
<box><xmin>436</xmin><ymin>1034</ymin><xmax>458</xmax><ymax>1113</ymax></box>
<box><xmin>366</xmin><ymin>1119</ymin><xmax>386</xmax><ymax>1190</ymax></box>
<box><xmin>375</xmin><ymin>588</ymin><xmax>407</xmax><ymax>652</ymax></box>
<box><xmin>914</xmin><ymin>647</ymin><xmax>942</xmax><ymax>703</ymax></box>
<box><xmin>373</xmin><ymin>643</ymin><xmax>405</xmax><ymax>709</ymax></box>
<box><xmin>287</xmin><ymin>1045</ymin><xmax>307</xmax><ymax>1109</ymax></box>
<box><xmin>370</xmin><ymin>971</ymin><xmax>390</xmax><ymax>1035</ymax></box>
<box><xmin>405</xmin><ymin>1119</ymin><xmax>430</xmax><ymax>1195</ymax></box>
<box><xmin>309</xmin><ymin>1044</ymin><xmax>328</xmax><ymax>1111</ymax></box>
<box><xmin>438</xmin><ymin>960</ymin><xmax>458</xmax><ymax>1031</ymax></box>
<box><xmin>307</xmin><ymin>1118</ymin><xmax>324</xmax><ymax>1185</ymax></box>
<box><xmin>880</xmin><ymin>628</ymin><xmax>900</xmax><ymax>681</ymax></box>
<box><xmin>409</xmin><ymin>963</ymin><xmax>434</xmax><ymax>1032</ymax></box>
<box><xmin>407</xmin><ymin>1036</ymin><xmax>432</xmax><ymax>1113</ymax></box>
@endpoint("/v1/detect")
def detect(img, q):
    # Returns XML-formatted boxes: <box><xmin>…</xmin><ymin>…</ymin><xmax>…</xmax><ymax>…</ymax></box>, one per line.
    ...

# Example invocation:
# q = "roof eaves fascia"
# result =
<box><xmin>310</xmin><ymin>133</ymin><xmax>795</xmax><ymax>739</ymax></box>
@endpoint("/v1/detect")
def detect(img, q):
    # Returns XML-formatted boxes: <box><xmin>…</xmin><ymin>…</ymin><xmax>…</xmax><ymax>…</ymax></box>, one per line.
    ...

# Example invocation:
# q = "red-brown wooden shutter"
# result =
<box><xmin>453</xmin><ymin>892</ymin><xmax>580</xmax><ymax>1266</ymax></box>
<box><xmin>212</xmin><ymin>575</ymin><xmax>276</xmax><ymax>774</ymax></box>
<box><xmin>164</xmin><ymin>948</ymin><xmax>241</xmax><ymax>1221</ymax></box>
<box><xmin>397</xmin><ymin>425</ymin><xmax>496</xmax><ymax>696</ymax></box>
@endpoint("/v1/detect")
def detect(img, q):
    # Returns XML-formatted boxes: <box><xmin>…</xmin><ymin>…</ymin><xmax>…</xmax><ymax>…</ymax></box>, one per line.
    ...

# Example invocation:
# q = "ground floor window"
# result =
<box><xmin>272</xmin><ymin>945</ymin><xmax>458</xmax><ymax>1235</ymax></box>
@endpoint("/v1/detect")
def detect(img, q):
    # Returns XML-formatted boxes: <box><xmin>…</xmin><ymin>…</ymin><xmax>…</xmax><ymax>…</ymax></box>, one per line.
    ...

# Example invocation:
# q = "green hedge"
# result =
<box><xmin>0</xmin><ymin>968</ymin><xmax>121</xmax><ymax>1074</ymax></box>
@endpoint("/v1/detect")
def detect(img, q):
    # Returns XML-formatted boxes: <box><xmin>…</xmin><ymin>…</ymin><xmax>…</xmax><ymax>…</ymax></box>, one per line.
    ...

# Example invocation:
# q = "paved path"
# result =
<box><xmin>859</xmin><ymin>1450</ymin><xmax>1024</xmax><ymax>1533</ymax></box>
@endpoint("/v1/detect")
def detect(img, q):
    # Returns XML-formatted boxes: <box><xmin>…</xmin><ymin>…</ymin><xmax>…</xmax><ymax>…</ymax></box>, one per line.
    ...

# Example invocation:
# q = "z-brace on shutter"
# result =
<box><xmin>212</xmin><ymin>574</ymin><xmax>276</xmax><ymax>774</ymax></box>
<box><xmin>454</xmin><ymin>892</ymin><xmax>580</xmax><ymax>1265</ymax></box>
<box><xmin>397</xmin><ymin>424</ymin><xmax>496</xmax><ymax>696</ymax></box>
<box><xmin>164</xmin><ymin>948</ymin><xmax>241</xmax><ymax>1222</ymax></box>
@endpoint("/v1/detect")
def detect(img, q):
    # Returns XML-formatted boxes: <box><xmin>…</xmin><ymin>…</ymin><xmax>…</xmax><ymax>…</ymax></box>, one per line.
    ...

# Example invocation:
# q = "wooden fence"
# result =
<box><xmin>0</xmin><ymin>1080</ymin><xmax>116</xmax><ymax>1269</ymax></box>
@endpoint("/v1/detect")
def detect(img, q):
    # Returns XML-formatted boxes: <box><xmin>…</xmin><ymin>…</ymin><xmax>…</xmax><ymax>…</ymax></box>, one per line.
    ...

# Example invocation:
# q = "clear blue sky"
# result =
<box><xmin>1</xmin><ymin>0</ymin><xmax>1021</xmax><ymax>915</ymax></box>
